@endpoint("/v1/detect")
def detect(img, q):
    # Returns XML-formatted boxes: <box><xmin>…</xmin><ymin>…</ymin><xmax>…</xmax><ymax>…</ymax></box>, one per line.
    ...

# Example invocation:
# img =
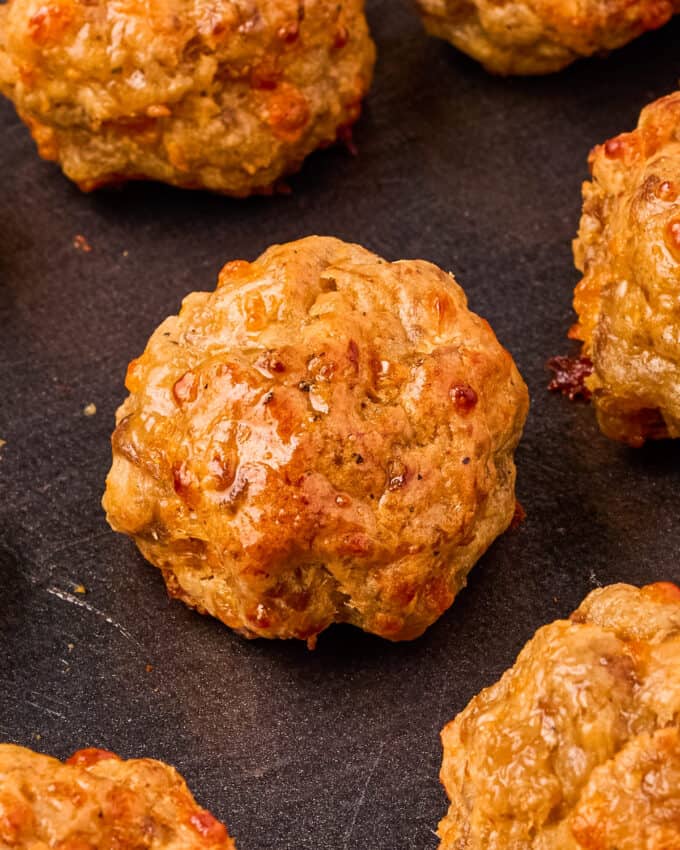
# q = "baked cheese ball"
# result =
<box><xmin>0</xmin><ymin>745</ymin><xmax>236</xmax><ymax>848</ymax></box>
<box><xmin>573</xmin><ymin>92</ymin><xmax>680</xmax><ymax>446</ymax></box>
<box><xmin>438</xmin><ymin>581</ymin><xmax>680</xmax><ymax>850</ymax></box>
<box><xmin>0</xmin><ymin>0</ymin><xmax>375</xmax><ymax>195</ymax></box>
<box><xmin>102</xmin><ymin>236</ymin><xmax>529</xmax><ymax>644</ymax></box>
<box><xmin>414</xmin><ymin>0</ymin><xmax>678</xmax><ymax>75</ymax></box>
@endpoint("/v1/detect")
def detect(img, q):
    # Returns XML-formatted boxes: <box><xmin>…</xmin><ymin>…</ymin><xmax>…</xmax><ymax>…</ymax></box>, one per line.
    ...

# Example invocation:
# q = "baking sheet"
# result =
<box><xmin>1</xmin><ymin>4</ymin><xmax>680</xmax><ymax>848</ymax></box>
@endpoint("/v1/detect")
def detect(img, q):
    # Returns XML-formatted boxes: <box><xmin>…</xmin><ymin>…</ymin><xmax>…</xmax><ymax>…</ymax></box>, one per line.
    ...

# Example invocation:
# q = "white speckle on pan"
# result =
<box><xmin>45</xmin><ymin>586</ymin><xmax>140</xmax><ymax>646</ymax></box>
<box><xmin>342</xmin><ymin>741</ymin><xmax>386</xmax><ymax>849</ymax></box>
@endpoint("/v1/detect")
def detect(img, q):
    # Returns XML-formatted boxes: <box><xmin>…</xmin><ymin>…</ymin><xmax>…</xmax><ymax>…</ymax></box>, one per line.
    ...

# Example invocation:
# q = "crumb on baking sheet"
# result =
<box><xmin>547</xmin><ymin>355</ymin><xmax>593</xmax><ymax>401</ymax></box>
<box><xmin>83</xmin><ymin>403</ymin><xmax>97</xmax><ymax>416</ymax></box>
<box><xmin>74</xmin><ymin>584</ymin><xmax>86</xmax><ymax>595</ymax></box>
<box><xmin>73</xmin><ymin>234</ymin><xmax>92</xmax><ymax>253</ymax></box>
<box><xmin>337</xmin><ymin>124</ymin><xmax>358</xmax><ymax>156</ymax></box>
<box><xmin>509</xmin><ymin>500</ymin><xmax>526</xmax><ymax>530</ymax></box>
<box><xmin>145</xmin><ymin>663</ymin><xmax>153</xmax><ymax>673</ymax></box>
<box><xmin>0</xmin><ymin>439</ymin><xmax>5</xmax><ymax>449</ymax></box>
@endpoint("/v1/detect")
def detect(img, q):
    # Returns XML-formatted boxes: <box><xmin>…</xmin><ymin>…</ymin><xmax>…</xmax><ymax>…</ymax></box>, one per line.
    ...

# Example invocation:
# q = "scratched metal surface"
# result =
<box><xmin>1</xmin><ymin>4</ymin><xmax>680</xmax><ymax>849</ymax></box>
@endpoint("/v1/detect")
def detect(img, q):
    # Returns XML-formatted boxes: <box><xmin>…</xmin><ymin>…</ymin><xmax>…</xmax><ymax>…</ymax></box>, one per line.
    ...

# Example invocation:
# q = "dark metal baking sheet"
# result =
<box><xmin>1</xmin><ymin>4</ymin><xmax>680</xmax><ymax>848</ymax></box>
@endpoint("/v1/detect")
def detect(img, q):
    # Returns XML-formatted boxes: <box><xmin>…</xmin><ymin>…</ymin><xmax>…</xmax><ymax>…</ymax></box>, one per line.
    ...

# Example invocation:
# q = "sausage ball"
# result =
<box><xmin>102</xmin><ymin>236</ymin><xmax>528</xmax><ymax>645</ymax></box>
<box><xmin>0</xmin><ymin>745</ymin><xmax>236</xmax><ymax>848</ymax></box>
<box><xmin>438</xmin><ymin>581</ymin><xmax>680</xmax><ymax>850</ymax></box>
<box><xmin>0</xmin><ymin>0</ymin><xmax>375</xmax><ymax>195</ymax></box>
<box><xmin>572</xmin><ymin>92</ymin><xmax>680</xmax><ymax>446</ymax></box>
<box><xmin>414</xmin><ymin>0</ymin><xmax>678</xmax><ymax>75</ymax></box>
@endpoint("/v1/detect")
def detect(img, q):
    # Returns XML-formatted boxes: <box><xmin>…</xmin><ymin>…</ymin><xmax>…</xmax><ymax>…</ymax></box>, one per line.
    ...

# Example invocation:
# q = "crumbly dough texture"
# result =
<box><xmin>0</xmin><ymin>745</ymin><xmax>236</xmax><ymax>848</ymax></box>
<box><xmin>0</xmin><ymin>0</ymin><xmax>375</xmax><ymax>194</ymax></box>
<box><xmin>438</xmin><ymin>581</ymin><xmax>680</xmax><ymax>850</ymax></box>
<box><xmin>102</xmin><ymin>236</ymin><xmax>528</xmax><ymax>644</ymax></box>
<box><xmin>573</xmin><ymin>92</ymin><xmax>680</xmax><ymax>446</ymax></box>
<box><xmin>414</xmin><ymin>0</ymin><xmax>678</xmax><ymax>74</ymax></box>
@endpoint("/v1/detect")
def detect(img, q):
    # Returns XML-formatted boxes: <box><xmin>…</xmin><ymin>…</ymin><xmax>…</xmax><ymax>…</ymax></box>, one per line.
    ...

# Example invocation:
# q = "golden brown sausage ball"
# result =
<box><xmin>438</xmin><ymin>581</ymin><xmax>680</xmax><ymax>850</ymax></box>
<box><xmin>0</xmin><ymin>0</ymin><xmax>375</xmax><ymax>195</ymax></box>
<box><xmin>414</xmin><ymin>0</ymin><xmax>678</xmax><ymax>75</ymax></box>
<box><xmin>572</xmin><ymin>92</ymin><xmax>680</xmax><ymax>446</ymax></box>
<box><xmin>102</xmin><ymin>236</ymin><xmax>528</xmax><ymax>645</ymax></box>
<box><xmin>0</xmin><ymin>745</ymin><xmax>236</xmax><ymax>848</ymax></box>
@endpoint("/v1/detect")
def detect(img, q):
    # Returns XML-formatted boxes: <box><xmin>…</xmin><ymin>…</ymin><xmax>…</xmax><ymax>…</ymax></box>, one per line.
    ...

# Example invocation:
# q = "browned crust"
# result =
<box><xmin>0</xmin><ymin>0</ymin><xmax>375</xmax><ymax>194</ymax></box>
<box><xmin>415</xmin><ymin>0</ymin><xmax>678</xmax><ymax>74</ymax></box>
<box><xmin>438</xmin><ymin>582</ymin><xmax>680</xmax><ymax>849</ymax></box>
<box><xmin>0</xmin><ymin>745</ymin><xmax>236</xmax><ymax>848</ymax></box>
<box><xmin>103</xmin><ymin>236</ymin><xmax>529</xmax><ymax>643</ymax></box>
